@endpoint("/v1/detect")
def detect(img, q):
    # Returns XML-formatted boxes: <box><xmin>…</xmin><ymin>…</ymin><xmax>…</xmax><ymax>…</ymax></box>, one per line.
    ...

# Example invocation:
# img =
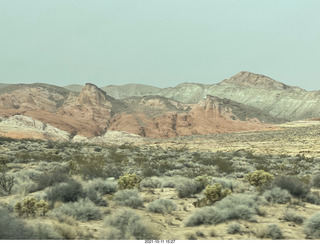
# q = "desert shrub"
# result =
<box><xmin>193</xmin><ymin>183</ymin><xmax>231</xmax><ymax>207</ymax></box>
<box><xmin>31</xmin><ymin>221</ymin><xmax>62</xmax><ymax>240</ymax></box>
<box><xmin>245</xmin><ymin>170</ymin><xmax>274</xmax><ymax>190</ymax></box>
<box><xmin>35</xmin><ymin>167</ymin><xmax>70</xmax><ymax>191</ymax></box>
<box><xmin>185</xmin><ymin>206</ymin><xmax>226</xmax><ymax>226</ymax></box>
<box><xmin>0</xmin><ymin>156</ymin><xmax>9</xmax><ymax>172</ymax></box>
<box><xmin>263</xmin><ymin>187</ymin><xmax>291</xmax><ymax>204</ymax></box>
<box><xmin>15</xmin><ymin>197</ymin><xmax>37</xmax><ymax>218</ymax></box>
<box><xmin>147</xmin><ymin>198</ymin><xmax>177</xmax><ymax>214</ymax></box>
<box><xmin>0</xmin><ymin>207</ymin><xmax>36</xmax><ymax>239</ymax></box>
<box><xmin>118</xmin><ymin>173</ymin><xmax>141</xmax><ymax>190</ymax></box>
<box><xmin>257</xmin><ymin>224</ymin><xmax>283</xmax><ymax>239</ymax></box>
<box><xmin>85</xmin><ymin>178</ymin><xmax>117</xmax><ymax>195</ymax></box>
<box><xmin>186</xmin><ymin>194</ymin><xmax>263</xmax><ymax>226</ymax></box>
<box><xmin>53</xmin><ymin>222</ymin><xmax>78</xmax><ymax>240</ymax></box>
<box><xmin>103</xmin><ymin>209</ymin><xmax>159</xmax><ymax>240</ymax></box>
<box><xmin>304</xmin><ymin>212</ymin><xmax>320</xmax><ymax>239</ymax></box>
<box><xmin>35</xmin><ymin>199</ymin><xmax>49</xmax><ymax>216</ymax></box>
<box><xmin>214</xmin><ymin>193</ymin><xmax>264</xmax><ymax>220</ymax></box>
<box><xmin>45</xmin><ymin>181</ymin><xmax>84</xmax><ymax>204</ymax></box>
<box><xmin>50</xmin><ymin>199</ymin><xmax>102</xmax><ymax>221</ymax></box>
<box><xmin>140</xmin><ymin>177</ymin><xmax>162</xmax><ymax>188</ymax></box>
<box><xmin>176</xmin><ymin>178</ymin><xmax>199</xmax><ymax>198</ymax></box>
<box><xmin>185</xmin><ymin>233</ymin><xmax>197</xmax><ymax>240</ymax></box>
<box><xmin>273</xmin><ymin>175</ymin><xmax>310</xmax><ymax>198</ymax></box>
<box><xmin>205</xmin><ymin>183</ymin><xmax>231</xmax><ymax>204</ymax></box>
<box><xmin>113</xmin><ymin>189</ymin><xmax>144</xmax><ymax>208</ymax></box>
<box><xmin>11</xmin><ymin>176</ymin><xmax>36</xmax><ymax>195</ymax></box>
<box><xmin>83</xmin><ymin>178</ymin><xmax>116</xmax><ymax>206</ymax></box>
<box><xmin>161</xmin><ymin>177</ymin><xmax>177</xmax><ymax>188</ymax></box>
<box><xmin>85</xmin><ymin>190</ymin><xmax>107</xmax><ymax>206</ymax></box>
<box><xmin>311</xmin><ymin>175</ymin><xmax>320</xmax><ymax>188</ymax></box>
<box><xmin>305</xmin><ymin>192</ymin><xmax>320</xmax><ymax>205</ymax></box>
<box><xmin>227</xmin><ymin>222</ymin><xmax>243</xmax><ymax>234</ymax></box>
<box><xmin>0</xmin><ymin>172</ymin><xmax>15</xmax><ymax>195</ymax></box>
<box><xmin>70</xmin><ymin>154</ymin><xmax>108</xmax><ymax>179</ymax></box>
<box><xmin>141</xmin><ymin>166</ymin><xmax>159</xmax><ymax>177</ymax></box>
<box><xmin>212</xmin><ymin>177</ymin><xmax>236</xmax><ymax>191</ymax></box>
<box><xmin>283</xmin><ymin>209</ymin><xmax>305</xmax><ymax>224</ymax></box>
<box><xmin>195</xmin><ymin>174</ymin><xmax>213</xmax><ymax>191</ymax></box>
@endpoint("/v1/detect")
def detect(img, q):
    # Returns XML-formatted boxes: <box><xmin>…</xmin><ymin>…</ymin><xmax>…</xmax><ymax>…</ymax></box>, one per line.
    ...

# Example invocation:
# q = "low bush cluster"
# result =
<box><xmin>304</xmin><ymin>212</ymin><xmax>320</xmax><ymax>239</ymax></box>
<box><xmin>113</xmin><ymin>189</ymin><xmax>144</xmax><ymax>209</ymax></box>
<box><xmin>45</xmin><ymin>181</ymin><xmax>84</xmax><ymax>205</ymax></box>
<box><xmin>103</xmin><ymin>209</ymin><xmax>159</xmax><ymax>240</ymax></box>
<box><xmin>273</xmin><ymin>175</ymin><xmax>310</xmax><ymax>198</ymax></box>
<box><xmin>245</xmin><ymin>170</ymin><xmax>274</xmax><ymax>190</ymax></box>
<box><xmin>147</xmin><ymin>198</ymin><xmax>177</xmax><ymax>214</ymax></box>
<box><xmin>118</xmin><ymin>174</ymin><xmax>141</xmax><ymax>190</ymax></box>
<box><xmin>140</xmin><ymin>177</ymin><xmax>162</xmax><ymax>188</ymax></box>
<box><xmin>227</xmin><ymin>222</ymin><xmax>243</xmax><ymax>235</ymax></box>
<box><xmin>50</xmin><ymin>199</ymin><xmax>102</xmax><ymax>221</ymax></box>
<box><xmin>15</xmin><ymin>197</ymin><xmax>49</xmax><ymax>218</ymax></box>
<box><xmin>257</xmin><ymin>224</ymin><xmax>283</xmax><ymax>239</ymax></box>
<box><xmin>263</xmin><ymin>187</ymin><xmax>291</xmax><ymax>204</ymax></box>
<box><xmin>35</xmin><ymin>167</ymin><xmax>70</xmax><ymax>191</ymax></box>
<box><xmin>283</xmin><ymin>209</ymin><xmax>305</xmax><ymax>224</ymax></box>
<box><xmin>83</xmin><ymin>178</ymin><xmax>117</xmax><ymax>206</ymax></box>
<box><xmin>185</xmin><ymin>194</ymin><xmax>263</xmax><ymax>226</ymax></box>
<box><xmin>176</xmin><ymin>178</ymin><xmax>199</xmax><ymax>198</ymax></box>
<box><xmin>193</xmin><ymin>183</ymin><xmax>231</xmax><ymax>207</ymax></box>
<box><xmin>0</xmin><ymin>207</ymin><xmax>36</xmax><ymax>239</ymax></box>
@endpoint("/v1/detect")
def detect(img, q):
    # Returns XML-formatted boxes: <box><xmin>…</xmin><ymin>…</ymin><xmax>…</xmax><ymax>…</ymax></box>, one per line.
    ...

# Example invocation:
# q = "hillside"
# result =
<box><xmin>0</xmin><ymin>80</ymin><xmax>281</xmax><ymax>139</ymax></box>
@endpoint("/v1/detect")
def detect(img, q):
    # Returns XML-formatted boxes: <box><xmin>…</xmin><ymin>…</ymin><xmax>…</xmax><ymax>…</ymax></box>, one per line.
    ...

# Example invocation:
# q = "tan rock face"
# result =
<box><xmin>0</xmin><ymin>115</ymin><xmax>70</xmax><ymax>141</ymax></box>
<box><xmin>0</xmin><ymin>80</ymin><xmax>278</xmax><ymax>139</ymax></box>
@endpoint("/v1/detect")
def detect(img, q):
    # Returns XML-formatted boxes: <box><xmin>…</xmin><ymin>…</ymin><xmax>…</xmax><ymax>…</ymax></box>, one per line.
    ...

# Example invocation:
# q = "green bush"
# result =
<box><xmin>35</xmin><ymin>167</ymin><xmax>70</xmax><ymax>191</ymax></box>
<box><xmin>118</xmin><ymin>174</ymin><xmax>141</xmax><ymax>190</ymax></box>
<box><xmin>147</xmin><ymin>198</ymin><xmax>177</xmax><ymax>214</ymax></box>
<box><xmin>50</xmin><ymin>199</ymin><xmax>102</xmax><ymax>221</ymax></box>
<box><xmin>304</xmin><ymin>212</ymin><xmax>320</xmax><ymax>239</ymax></box>
<box><xmin>0</xmin><ymin>207</ymin><xmax>36</xmax><ymax>239</ymax></box>
<box><xmin>263</xmin><ymin>187</ymin><xmax>291</xmax><ymax>204</ymax></box>
<box><xmin>283</xmin><ymin>209</ymin><xmax>305</xmax><ymax>224</ymax></box>
<box><xmin>245</xmin><ymin>170</ymin><xmax>274</xmax><ymax>190</ymax></box>
<box><xmin>176</xmin><ymin>178</ymin><xmax>199</xmax><ymax>198</ymax></box>
<box><xmin>83</xmin><ymin>178</ymin><xmax>116</xmax><ymax>206</ymax></box>
<box><xmin>140</xmin><ymin>177</ymin><xmax>162</xmax><ymax>188</ymax></box>
<box><xmin>103</xmin><ymin>209</ymin><xmax>159</xmax><ymax>240</ymax></box>
<box><xmin>258</xmin><ymin>224</ymin><xmax>283</xmax><ymax>239</ymax></box>
<box><xmin>194</xmin><ymin>174</ymin><xmax>212</xmax><ymax>191</ymax></box>
<box><xmin>45</xmin><ymin>181</ymin><xmax>84</xmax><ymax>205</ymax></box>
<box><xmin>113</xmin><ymin>189</ymin><xmax>143</xmax><ymax>209</ymax></box>
<box><xmin>84</xmin><ymin>190</ymin><xmax>107</xmax><ymax>206</ymax></box>
<box><xmin>15</xmin><ymin>197</ymin><xmax>37</xmax><ymax>218</ymax></box>
<box><xmin>193</xmin><ymin>183</ymin><xmax>231</xmax><ymax>207</ymax></box>
<box><xmin>227</xmin><ymin>222</ymin><xmax>243</xmax><ymax>234</ymax></box>
<box><xmin>85</xmin><ymin>178</ymin><xmax>117</xmax><ymax>195</ymax></box>
<box><xmin>186</xmin><ymin>194</ymin><xmax>263</xmax><ymax>226</ymax></box>
<box><xmin>205</xmin><ymin>183</ymin><xmax>231</xmax><ymax>204</ymax></box>
<box><xmin>0</xmin><ymin>172</ymin><xmax>15</xmax><ymax>195</ymax></box>
<box><xmin>311</xmin><ymin>175</ymin><xmax>320</xmax><ymax>188</ymax></box>
<box><xmin>70</xmin><ymin>154</ymin><xmax>108</xmax><ymax>180</ymax></box>
<box><xmin>273</xmin><ymin>175</ymin><xmax>310</xmax><ymax>198</ymax></box>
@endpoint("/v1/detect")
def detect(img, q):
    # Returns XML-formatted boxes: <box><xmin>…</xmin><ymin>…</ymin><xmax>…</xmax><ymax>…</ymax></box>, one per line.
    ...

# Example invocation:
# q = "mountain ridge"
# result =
<box><xmin>0</xmin><ymin>71</ymin><xmax>318</xmax><ymax>140</ymax></box>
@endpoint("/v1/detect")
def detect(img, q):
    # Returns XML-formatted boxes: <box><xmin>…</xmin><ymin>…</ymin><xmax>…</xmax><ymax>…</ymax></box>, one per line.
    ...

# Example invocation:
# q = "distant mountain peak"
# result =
<box><xmin>220</xmin><ymin>71</ymin><xmax>294</xmax><ymax>90</ymax></box>
<box><xmin>76</xmin><ymin>83</ymin><xmax>110</xmax><ymax>107</ymax></box>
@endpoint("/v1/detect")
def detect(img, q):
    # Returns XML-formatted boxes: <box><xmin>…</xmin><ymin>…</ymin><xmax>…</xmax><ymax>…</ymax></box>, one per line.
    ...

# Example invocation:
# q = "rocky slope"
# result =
<box><xmin>157</xmin><ymin>72</ymin><xmax>320</xmax><ymax>120</ymax></box>
<box><xmin>0</xmin><ymin>81</ymin><xmax>279</xmax><ymax>139</ymax></box>
<box><xmin>0</xmin><ymin>115</ymin><xmax>70</xmax><ymax>141</ymax></box>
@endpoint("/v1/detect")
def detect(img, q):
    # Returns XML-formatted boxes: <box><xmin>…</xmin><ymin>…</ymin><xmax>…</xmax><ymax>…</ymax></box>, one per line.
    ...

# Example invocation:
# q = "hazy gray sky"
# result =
<box><xmin>1</xmin><ymin>0</ymin><xmax>319</xmax><ymax>90</ymax></box>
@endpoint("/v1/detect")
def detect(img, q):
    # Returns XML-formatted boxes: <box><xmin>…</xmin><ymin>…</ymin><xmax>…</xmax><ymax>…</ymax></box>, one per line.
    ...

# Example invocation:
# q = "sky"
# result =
<box><xmin>0</xmin><ymin>0</ymin><xmax>320</xmax><ymax>91</ymax></box>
